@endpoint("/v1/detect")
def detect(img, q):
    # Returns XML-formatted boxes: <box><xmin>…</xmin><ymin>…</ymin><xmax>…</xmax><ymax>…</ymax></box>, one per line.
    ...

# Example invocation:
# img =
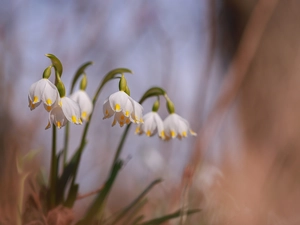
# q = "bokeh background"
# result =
<box><xmin>1</xmin><ymin>0</ymin><xmax>300</xmax><ymax>224</ymax></box>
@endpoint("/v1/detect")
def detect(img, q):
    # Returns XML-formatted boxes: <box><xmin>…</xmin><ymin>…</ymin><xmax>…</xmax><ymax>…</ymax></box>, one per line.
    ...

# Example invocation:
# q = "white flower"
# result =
<box><xmin>163</xmin><ymin>113</ymin><xmax>196</xmax><ymax>140</ymax></box>
<box><xmin>28</xmin><ymin>78</ymin><xmax>59</xmax><ymax>112</ymax></box>
<box><xmin>135</xmin><ymin>112</ymin><xmax>165</xmax><ymax>139</ymax></box>
<box><xmin>103</xmin><ymin>91</ymin><xmax>143</xmax><ymax>127</ymax></box>
<box><xmin>45</xmin><ymin>96</ymin><xmax>82</xmax><ymax>129</ymax></box>
<box><xmin>70</xmin><ymin>90</ymin><xmax>93</xmax><ymax>121</ymax></box>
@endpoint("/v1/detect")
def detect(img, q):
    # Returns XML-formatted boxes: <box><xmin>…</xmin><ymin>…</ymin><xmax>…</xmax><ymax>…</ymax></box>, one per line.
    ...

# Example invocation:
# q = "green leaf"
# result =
<box><xmin>56</xmin><ymin>149</ymin><xmax>82</xmax><ymax>205</ymax></box>
<box><xmin>64</xmin><ymin>183</ymin><xmax>79</xmax><ymax>207</ymax></box>
<box><xmin>136</xmin><ymin>208</ymin><xmax>200</xmax><ymax>225</ymax></box>
<box><xmin>70</xmin><ymin>61</ymin><xmax>93</xmax><ymax>93</ymax></box>
<box><xmin>130</xmin><ymin>215</ymin><xmax>145</xmax><ymax>225</ymax></box>
<box><xmin>45</xmin><ymin>54</ymin><xmax>63</xmax><ymax>76</ymax></box>
<box><xmin>110</xmin><ymin>179</ymin><xmax>162</xmax><ymax>225</ymax></box>
<box><xmin>121</xmin><ymin>199</ymin><xmax>147</xmax><ymax>225</ymax></box>
<box><xmin>76</xmin><ymin>160</ymin><xmax>123</xmax><ymax>225</ymax></box>
<box><xmin>139</xmin><ymin>87</ymin><xmax>166</xmax><ymax>104</ymax></box>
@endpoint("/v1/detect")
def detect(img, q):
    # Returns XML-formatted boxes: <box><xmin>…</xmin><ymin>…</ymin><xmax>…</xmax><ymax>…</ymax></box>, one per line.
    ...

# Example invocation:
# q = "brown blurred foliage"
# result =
<box><xmin>188</xmin><ymin>0</ymin><xmax>300</xmax><ymax>224</ymax></box>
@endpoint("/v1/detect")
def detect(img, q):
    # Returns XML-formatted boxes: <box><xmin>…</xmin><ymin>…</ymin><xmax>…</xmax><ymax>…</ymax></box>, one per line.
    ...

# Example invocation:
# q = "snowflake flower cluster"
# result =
<box><xmin>28</xmin><ymin>66</ymin><xmax>93</xmax><ymax>129</ymax></box>
<box><xmin>102</xmin><ymin>88</ymin><xmax>196</xmax><ymax>140</ymax></box>
<box><xmin>28</xmin><ymin>57</ymin><xmax>196</xmax><ymax>141</ymax></box>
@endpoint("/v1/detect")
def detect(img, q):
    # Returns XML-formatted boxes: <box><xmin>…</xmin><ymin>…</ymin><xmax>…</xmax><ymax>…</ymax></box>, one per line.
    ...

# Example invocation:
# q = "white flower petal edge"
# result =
<box><xmin>131</xmin><ymin>100</ymin><xmax>143</xmax><ymax>124</ymax></box>
<box><xmin>103</xmin><ymin>99</ymin><xmax>115</xmax><ymax>119</ymax></box>
<box><xmin>136</xmin><ymin>112</ymin><xmax>165</xmax><ymax>139</ymax></box>
<box><xmin>60</xmin><ymin>97</ymin><xmax>82</xmax><ymax>125</ymax></box>
<box><xmin>70</xmin><ymin>90</ymin><xmax>93</xmax><ymax>121</ymax></box>
<box><xmin>28</xmin><ymin>78</ymin><xmax>59</xmax><ymax>112</ymax></box>
<box><xmin>108</xmin><ymin>91</ymin><xmax>131</xmax><ymax>112</ymax></box>
<box><xmin>45</xmin><ymin>106</ymin><xmax>68</xmax><ymax>129</ymax></box>
<box><xmin>111</xmin><ymin>111</ymin><xmax>132</xmax><ymax>127</ymax></box>
<box><xmin>163</xmin><ymin>113</ymin><xmax>196</xmax><ymax>140</ymax></box>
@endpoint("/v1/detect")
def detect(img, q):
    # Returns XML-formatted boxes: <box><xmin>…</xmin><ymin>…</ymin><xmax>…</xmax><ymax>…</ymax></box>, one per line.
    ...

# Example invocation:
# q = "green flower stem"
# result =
<box><xmin>69</xmin><ymin>79</ymin><xmax>106</xmax><ymax>187</ymax></box>
<box><xmin>111</xmin><ymin>123</ymin><xmax>131</xmax><ymax>168</ymax></box>
<box><xmin>49</xmin><ymin>126</ymin><xmax>57</xmax><ymax>209</ymax></box>
<box><xmin>63</xmin><ymin>122</ymin><xmax>70</xmax><ymax>166</ymax></box>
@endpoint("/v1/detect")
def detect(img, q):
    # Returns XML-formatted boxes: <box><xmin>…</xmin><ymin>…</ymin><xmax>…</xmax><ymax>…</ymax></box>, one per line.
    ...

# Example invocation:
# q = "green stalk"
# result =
<box><xmin>63</xmin><ymin>122</ymin><xmax>70</xmax><ymax>166</ymax></box>
<box><xmin>69</xmin><ymin>79</ymin><xmax>106</xmax><ymax>187</ymax></box>
<box><xmin>111</xmin><ymin>123</ymin><xmax>131</xmax><ymax>168</ymax></box>
<box><xmin>49</xmin><ymin>126</ymin><xmax>57</xmax><ymax>209</ymax></box>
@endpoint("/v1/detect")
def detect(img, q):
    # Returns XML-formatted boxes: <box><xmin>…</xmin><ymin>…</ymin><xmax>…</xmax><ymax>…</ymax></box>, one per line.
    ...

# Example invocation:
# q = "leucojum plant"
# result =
<box><xmin>27</xmin><ymin>54</ymin><xmax>199</xmax><ymax>224</ymax></box>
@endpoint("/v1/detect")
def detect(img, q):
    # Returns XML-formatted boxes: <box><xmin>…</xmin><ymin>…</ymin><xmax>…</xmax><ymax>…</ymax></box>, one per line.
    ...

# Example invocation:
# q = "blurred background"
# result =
<box><xmin>1</xmin><ymin>0</ymin><xmax>300</xmax><ymax>224</ymax></box>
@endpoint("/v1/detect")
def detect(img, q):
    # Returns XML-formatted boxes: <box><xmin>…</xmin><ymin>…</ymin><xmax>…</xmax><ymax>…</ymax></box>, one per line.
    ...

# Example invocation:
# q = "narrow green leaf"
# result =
<box><xmin>122</xmin><ymin>199</ymin><xmax>148</xmax><ymax>225</ymax></box>
<box><xmin>56</xmin><ymin>149</ymin><xmax>81</xmax><ymax>205</ymax></box>
<box><xmin>70</xmin><ymin>61</ymin><xmax>93</xmax><ymax>93</ymax></box>
<box><xmin>110</xmin><ymin>179</ymin><xmax>162</xmax><ymax>225</ymax></box>
<box><xmin>76</xmin><ymin>160</ymin><xmax>123</xmax><ymax>225</ymax></box>
<box><xmin>45</xmin><ymin>53</ymin><xmax>63</xmax><ymax>76</ymax></box>
<box><xmin>64</xmin><ymin>183</ymin><xmax>79</xmax><ymax>207</ymax></box>
<box><xmin>131</xmin><ymin>215</ymin><xmax>145</xmax><ymax>225</ymax></box>
<box><xmin>136</xmin><ymin>209</ymin><xmax>200</xmax><ymax>225</ymax></box>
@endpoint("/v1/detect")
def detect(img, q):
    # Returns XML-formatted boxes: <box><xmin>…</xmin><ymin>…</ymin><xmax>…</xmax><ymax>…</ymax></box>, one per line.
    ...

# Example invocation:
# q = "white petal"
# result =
<box><xmin>61</xmin><ymin>97</ymin><xmax>82</xmax><ymax>125</ymax></box>
<box><xmin>141</xmin><ymin>112</ymin><xmax>156</xmax><ymax>136</ymax></box>
<box><xmin>28</xmin><ymin>96</ymin><xmax>41</xmax><ymax>111</ymax></box>
<box><xmin>122</xmin><ymin>98</ymin><xmax>134</xmax><ymax>117</ymax></box>
<box><xmin>41</xmin><ymin>80</ymin><xmax>59</xmax><ymax>109</ymax></box>
<box><xmin>47</xmin><ymin>106</ymin><xmax>68</xmax><ymax>129</ymax></box>
<box><xmin>153</xmin><ymin>112</ymin><xmax>165</xmax><ymax>139</ymax></box>
<box><xmin>113</xmin><ymin>111</ymin><xmax>131</xmax><ymax>127</ymax></box>
<box><xmin>131</xmin><ymin>100</ymin><xmax>143</xmax><ymax>123</ymax></box>
<box><xmin>28</xmin><ymin>79</ymin><xmax>47</xmax><ymax>106</ymax></box>
<box><xmin>163</xmin><ymin>114</ymin><xmax>178</xmax><ymax>138</ymax></box>
<box><xmin>108</xmin><ymin>91</ymin><xmax>130</xmax><ymax>112</ymax></box>
<box><xmin>70</xmin><ymin>90</ymin><xmax>93</xmax><ymax>121</ymax></box>
<box><xmin>103</xmin><ymin>99</ymin><xmax>114</xmax><ymax>119</ymax></box>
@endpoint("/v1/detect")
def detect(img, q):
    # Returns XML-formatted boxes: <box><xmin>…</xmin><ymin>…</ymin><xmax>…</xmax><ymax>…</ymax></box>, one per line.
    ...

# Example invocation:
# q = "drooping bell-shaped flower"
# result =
<box><xmin>70</xmin><ymin>74</ymin><xmax>93</xmax><ymax>121</ymax></box>
<box><xmin>163</xmin><ymin>113</ymin><xmax>196</xmax><ymax>140</ymax></box>
<box><xmin>28</xmin><ymin>66</ymin><xmax>59</xmax><ymax>112</ymax></box>
<box><xmin>45</xmin><ymin>72</ymin><xmax>82</xmax><ymax>129</ymax></box>
<box><xmin>46</xmin><ymin>96</ymin><xmax>82</xmax><ymax>129</ymax></box>
<box><xmin>135</xmin><ymin>99</ymin><xmax>163</xmax><ymax>138</ymax></box>
<box><xmin>70</xmin><ymin>90</ymin><xmax>93</xmax><ymax>121</ymax></box>
<box><xmin>135</xmin><ymin>112</ymin><xmax>165</xmax><ymax>139</ymax></box>
<box><xmin>102</xmin><ymin>75</ymin><xmax>143</xmax><ymax>127</ymax></box>
<box><xmin>163</xmin><ymin>98</ymin><xmax>196</xmax><ymax>140</ymax></box>
<box><xmin>103</xmin><ymin>91</ymin><xmax>135</xmax><ymax>126</ymax></box>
